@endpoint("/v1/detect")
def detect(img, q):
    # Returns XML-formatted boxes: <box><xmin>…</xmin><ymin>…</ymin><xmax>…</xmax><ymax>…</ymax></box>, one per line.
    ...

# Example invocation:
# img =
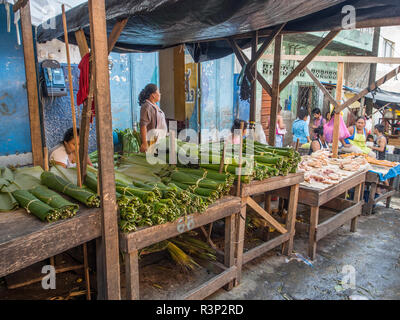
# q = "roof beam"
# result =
<box><xmin>336</xmin><ymin>65</ymin><xmax>400</xmax><ymax>113</ymax></box>
<box><xmin>107</xmin><ymin>18</ymin><xmax>129</xmax><ymax>54</ymax></box>
<box><xmin>280</xmin><ymin>30</ymin><xmax>340</xmax><ymax>90</ymax></box>
<box><xmin>261</xmin><ymin>55</ymin><xmax>400</xmax><ymax>64</ymax></box>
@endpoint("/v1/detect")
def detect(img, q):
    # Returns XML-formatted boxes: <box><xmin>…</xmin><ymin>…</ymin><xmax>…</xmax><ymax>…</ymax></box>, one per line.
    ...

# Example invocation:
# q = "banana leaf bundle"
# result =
<box><xmin>116</xmin><ymin>183</ymin><xmax>158</xmax><ymax>203</ymax></box>
<box><xmin>12</xmin><ymin>190</ymin><xmax>61</xmax><ymax>222</ymax></box>
<box><xmin>41</xmin><ymin>172</ymin><xmax>100</xmax><ymax>208</ymax></box>
<box><xmin>30</xmin><ymin>185</ymin><xmax>79</xmax><ymax>219</ymax></box>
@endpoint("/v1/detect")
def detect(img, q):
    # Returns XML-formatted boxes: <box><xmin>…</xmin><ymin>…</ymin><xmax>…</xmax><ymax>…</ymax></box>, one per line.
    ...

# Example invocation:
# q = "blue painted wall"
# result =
<box><xmin>200</xmin><ymin>54</ymin><xmax>234</xmax><ymax>139</ymax></box>
<box><xmin>0</xmin><ymin>4</ymin><xmax>32</xmax><ymax>156</ymax></box>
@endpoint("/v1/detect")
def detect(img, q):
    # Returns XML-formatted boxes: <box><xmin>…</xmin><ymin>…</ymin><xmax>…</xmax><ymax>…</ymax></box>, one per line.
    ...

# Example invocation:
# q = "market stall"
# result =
<box><xmin>276</xmin><ymin>151</ymin><xmax>369</xmax><ymax>260</ymax></box>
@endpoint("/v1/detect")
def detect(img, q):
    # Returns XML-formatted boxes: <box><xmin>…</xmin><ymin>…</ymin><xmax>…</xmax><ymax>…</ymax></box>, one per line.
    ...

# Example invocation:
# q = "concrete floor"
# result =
<box><xmin>210</xmin><ymin>197</ymin><xmax>400</xmax><ymax>300</ymax></box>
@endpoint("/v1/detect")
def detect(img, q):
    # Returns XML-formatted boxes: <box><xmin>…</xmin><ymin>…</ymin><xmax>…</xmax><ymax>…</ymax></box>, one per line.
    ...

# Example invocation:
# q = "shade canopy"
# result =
<box><xmin>36</xmin><ymin>0</ymin><xmax>400</xmax><ymax>62</ymax></box>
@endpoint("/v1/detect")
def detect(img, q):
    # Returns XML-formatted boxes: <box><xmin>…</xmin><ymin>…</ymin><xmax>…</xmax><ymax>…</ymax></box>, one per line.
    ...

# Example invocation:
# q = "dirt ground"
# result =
<box><xmin>1</xmin><ymin>196</ymin><xmax>399</xmax><ymax>300</ymax></box>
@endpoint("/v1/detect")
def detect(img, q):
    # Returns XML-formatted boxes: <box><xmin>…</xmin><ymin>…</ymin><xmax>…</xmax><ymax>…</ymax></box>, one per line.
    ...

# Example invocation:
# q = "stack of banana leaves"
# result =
<box><xmin>151</xmin><ymin>136</ymin><xmax>300</xmax><ymax>184</ymax></box>
<box><xmin>0</xmin><ymin>166</ymin><xmax>81</xmax><ymax>222</ymax></box>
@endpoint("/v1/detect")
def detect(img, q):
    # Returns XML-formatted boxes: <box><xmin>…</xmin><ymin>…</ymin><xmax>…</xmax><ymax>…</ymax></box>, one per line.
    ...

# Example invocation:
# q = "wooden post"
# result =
<box><xmin>332</xmin><ymin>62</ymin><xmax>344</xmax><ymax>158</ymax></box>
<box><xmin>250</xmin><ymin>31</ymin><xmax>258</xmax><ymax>123</ymax></box>
<box><xmin>62</xmin><ymin>5</ymin><xmax>82</xmax><ymax>187</ymax></box>
<box><xmin>89</xmin><ymin>0</ymin><xmax>121</xmax><ymax>300</ymax></box>
<box><xmin>236</xmin><ymin>121</ymin><xmax>245</xmax><ymax>197</ymax></box>
<box><xmin>268</xmin><ymin>34</ymin><xmax>282</xmax><ymax>146</ymax></box>
<box><xmin>20</xmin><ymin>0</ymin><xmax>44</xmax><ymax>168</ymax></box>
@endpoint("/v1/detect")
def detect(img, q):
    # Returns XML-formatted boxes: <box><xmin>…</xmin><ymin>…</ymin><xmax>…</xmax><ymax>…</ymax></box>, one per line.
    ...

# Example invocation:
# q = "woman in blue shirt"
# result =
<box><xmin>292</xmin><ymin>108</ymin><xmax>310</xmax><ymax>146</ymax></box>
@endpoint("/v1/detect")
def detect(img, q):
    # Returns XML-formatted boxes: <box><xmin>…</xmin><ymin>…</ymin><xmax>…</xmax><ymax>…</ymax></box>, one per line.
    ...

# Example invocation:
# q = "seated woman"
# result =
<box><xmin>49</xmin><ymin>128</ymin><xmax>93</xmax><ymax>168</ymax></box>
<box><xmin>309</xmin><ymin>126</ymin><xmax>328</xmax><ymax>155</ymax></box>
<box><xmin>341</xmin><ymin>117</ymin><xmax>376</xmax><ymax>158</ymax></box>
<box><xmin>226</xmin><ymin>119</ymin><xmax>248</xmax><ymax>145</ymax></box>
<box><xmin>371</xmin><ymin>124</ymin><xmax>387</xmax><ymax>160</ymax></box>
<box><xmin>292</xmin><ymin>108</ymin><xmax>310</xmax><ymax>147</ymax></box>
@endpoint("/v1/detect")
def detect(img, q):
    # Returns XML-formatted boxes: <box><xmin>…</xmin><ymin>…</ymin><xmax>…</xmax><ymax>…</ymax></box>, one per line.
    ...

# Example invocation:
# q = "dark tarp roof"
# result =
<box><xmin>36</xmin><ymin>0</ymin><xmax>400</xmax><ymax>62</ymax></box>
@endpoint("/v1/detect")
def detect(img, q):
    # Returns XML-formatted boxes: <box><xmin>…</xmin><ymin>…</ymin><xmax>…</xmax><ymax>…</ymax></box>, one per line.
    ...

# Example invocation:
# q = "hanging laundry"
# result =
<box><xmin>77</xmin><ymin>52</ymin><xmax>95</xmax><ymax>123</ymax></box>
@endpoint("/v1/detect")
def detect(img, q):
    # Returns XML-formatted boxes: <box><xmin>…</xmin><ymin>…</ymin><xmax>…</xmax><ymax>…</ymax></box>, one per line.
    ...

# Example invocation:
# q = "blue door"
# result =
<box><xmin>0</xmin><ymin>4</ymin><xmax>32</xmax><ymax>156</ymax></box>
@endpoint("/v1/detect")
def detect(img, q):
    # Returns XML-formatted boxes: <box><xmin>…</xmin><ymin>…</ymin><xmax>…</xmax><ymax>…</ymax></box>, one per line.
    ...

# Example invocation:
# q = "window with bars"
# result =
<box><xmin>383</xmin><ymin>38</ymin><xmax>395</xmax><ymax>58</ymax></box>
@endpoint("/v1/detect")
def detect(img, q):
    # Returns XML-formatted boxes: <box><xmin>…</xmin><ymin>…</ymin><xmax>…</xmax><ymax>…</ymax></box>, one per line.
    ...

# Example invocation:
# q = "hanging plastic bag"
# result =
<box><xmin>324</xmin><ymin>113</ymin><xmax>350</xmax><ymax>143</ymax></box>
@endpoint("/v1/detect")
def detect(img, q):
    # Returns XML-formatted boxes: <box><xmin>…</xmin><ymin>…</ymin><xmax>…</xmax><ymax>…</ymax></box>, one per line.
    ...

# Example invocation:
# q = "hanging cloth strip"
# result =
<box><xmin>77</xmin><ymin>52</ymin><xmax>95</xmax><ymax>123</ymax></box>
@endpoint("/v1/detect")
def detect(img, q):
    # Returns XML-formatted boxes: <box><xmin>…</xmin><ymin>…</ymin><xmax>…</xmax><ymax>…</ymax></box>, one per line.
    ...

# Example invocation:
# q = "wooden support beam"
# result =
<box><xmin>20</xmin><ymin>0</ymin><xmax>44</xmax><ymax>168</ymax></box>
<box><xmin>250</xmin><ymin>31</ymin><xmax>258</xmax><ymax>122</ymax></box>
<box><xmin>245</xmin><ymin>23</ymin><xmax>285</xmax><ymax>74</ymax></box>
<box><xmin>280</xmin><ymin>30</ymin><xmax>340</xmax><ymax>90</ymax></box>
<box><xmin>12</xmin><ymin>0</ymin><xmax>28</xmax><ymax>12</ymax></box>
<box><xmin>336</xmin><ymin>65</ymin><xmax>400</xmax><ymax>113</ymax></box>
<box><xmin>304</xmin><ymin>67</ymin><xmax>339</xmax><ymax>110</ymax></box>
<box><xmin>261</xmin><ymin>54</ymin><xmax>400</xmax><ymax>65</ymax></box>
<box><xmin>246</xmin><ymin>197</ymin><xmax>287</xmax><ymax>234</ymax></box>
<box><xmin>74</xmin><ymin>30</ymin><xmax>91</xmax><ymax>184</ymax></box>
<box><xmin>268</xmin><ymin>34</ymin><xmax>282</xmax><ymax>146</ymax></box>
<box><xmin>88</xmin><ymin>0</ymin><xmax>121</xmax><ymax>300</ymax></box>
<box><xmin>332</xmin><ymin>62</ymin><xmax>344</xmax><ymax>158</ymax></box>
<box><xmin>107</xmin><ymin>18</ymin><xmax>129</xmax><ymax>54</ymax></box>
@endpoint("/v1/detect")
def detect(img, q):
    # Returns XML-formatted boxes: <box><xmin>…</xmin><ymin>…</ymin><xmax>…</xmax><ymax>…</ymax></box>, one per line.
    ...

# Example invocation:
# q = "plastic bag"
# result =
<box><xmin>324</xmin><ymin>114</ymin><xmax>350</xmax><ymax>143</ymax></box>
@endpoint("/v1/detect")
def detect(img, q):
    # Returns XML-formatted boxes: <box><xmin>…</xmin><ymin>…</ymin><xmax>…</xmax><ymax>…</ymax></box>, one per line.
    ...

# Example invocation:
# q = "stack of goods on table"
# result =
<box><xmin>0</xmin><ymin>166</ymin><xmax>99</xmax><ymax>222</ymax></box>
<box><xmin>340</xmin><ymin>153</ymin><xmax>399</xmax><ymax>168</ymax></box>
<box><xmin>299</xmin><ymin>150</ymin><xmax>370</xmax><ymax>188</ymax></box>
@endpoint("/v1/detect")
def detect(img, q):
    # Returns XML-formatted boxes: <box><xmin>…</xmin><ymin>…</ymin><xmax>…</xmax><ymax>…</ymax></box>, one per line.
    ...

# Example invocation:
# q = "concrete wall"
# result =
<box><xmin>377</xmin><ymin>26</ymin><xmax>400</xmax><ymax>93</ymax></box>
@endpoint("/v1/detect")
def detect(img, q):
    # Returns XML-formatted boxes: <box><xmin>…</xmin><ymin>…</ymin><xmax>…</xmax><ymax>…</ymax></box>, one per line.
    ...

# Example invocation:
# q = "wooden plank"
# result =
<box><xmin>240</xmin><ymin>172</ymin><xmax>304</xmax><ymax>197</ymax></box>
<box><xmin>243</xmin><ymin>233</ymin><xmax>290</xmax><ymax>264</ymax></box>
<box><xmin>89</xmin><ymin>0</ymin><xmax>120</xmax><ymax>300</ymax></box>
<box><xmin>107</xmin><ymin>18</ymin><xmax>129</xmax><ymax>54</ymax></box>
<box><xmin>0</xmin><ymin>208</ymin><xmax>101</xmax><ymax>278</ymax></box>
<box><xmin>321</xmin><ymin>198</ymin><xmax>354</xmax><ymax>211</ymax></box>
<box><xmin>245</xmin><ymin>24</ymin><xmax>285</xmax><ymax>72</ymax></box>
<box><xmin>20</xmin><ymin>0</ymin><xmax>43</xmax><ymax>168</ymax></box>
<box><xmin>316</xmin><ymin>202</ymin><xmax>363</xmax><ymax>241</ymax></box>
<box><xmin>350</xmin><ymin>182</ymin><xmax>363</xmax><ymax>232</ymax></box>
<box><xmin>336</xmin><ymin>65</ymin><xmax>400</xmax><ymax>113</ymax></box>
<box><xmin>183</xmin><ymin>266</ymin><xmax>237</xmax><ymax>300</ymax></box>
<box><xmin>121</xmin><ymin>197</ymin><xmax>241</xmax><ymax>252</ymax></box>
<box><xmin>250</xmin><ymin>31</ymin><xmax>258</xmax><ymax>122</ymax></box>
<box><xmin>125</xmin><ymin>250</ymin><xmax>139</xmax><ymax>300</ymax></box>
<box><xmin>304</xmin><ymin>67</ymin><xmax>339</xmax><ymax>110</ymax></box>
<box><xmin>308</xmin><ymin>206</ymin><xmax>319</xmax><ymax>260</ymax></box>
<box><xmin>282</xmin><ymin>184</ymin><xmax>299</xmax><ymax>255</ymax></box>
<box><xmin>261</xmin><ymin>54</ymin><xmax>400</xmax><ymax>65</ymax></box>
<box><xmin>332</xmin><ymin>62</ymin><xmax>344</xmax><ymax>158</ymax></box>
<box><xmin>268</xmin><ymin>34</ymin><xmax>282</xmax><ymax>146</ymax></box>
<box><xmin>235</xmin><ymin>199</ymin><xmax>247</xmax><ymax>285</ymax></box>
<box><xmin>174</xmin><ymin>45</ymin><xmax>186</xmax><ymax>121</ymax></box>
<box><xmin>224</xmin><ymin>214</ymin><xmax>236</xmax><ymax>290</ymax></box>
<box><xmin>12</xmin><ymin>0</ymin><xmax>28</xmax><ymax>12</ymax></box>
<box><xmin>62</xmin><ymin>5</ymin><xmax>82</xmax><ymax>187</ymax></box>
<box><xmin>280</xmin><ymin>30</ymin><xmax>340</xmax><ymax>90</ymax></box>
<box><xmin>246</xmin><ymin>197</ymin><xmax>287</xmax><ymax>234</ymax></box>
<box><xmin>75</xmin><ymin>29</ymin><xmax>89</xmax><ymax>57</ymax></box>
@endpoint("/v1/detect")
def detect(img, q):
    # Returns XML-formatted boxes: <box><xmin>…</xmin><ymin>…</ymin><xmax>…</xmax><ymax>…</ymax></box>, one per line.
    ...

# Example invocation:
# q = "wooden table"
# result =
<box><xmin>119</xmin><ymin>196</ymin><xmax>241</xmax><ymax>300</ymax></box>
<box><xmin>0</xmin><ymin>208</ymin><xmax>102</xmax><ymax>278</ymax></box>
<box><xmin>277</xmin><ymin>170</ymin><xmax>366</xmax><ymax>260</ymax></box>
<box><xmin>235</xmin><ymin>172</ymin><xmax>303</xmax><ymax>283</ymax></box>
<box><xmin>363</xmin><ymin>171</ymin><xmax>397</xmax><ymax>215</ymax></box>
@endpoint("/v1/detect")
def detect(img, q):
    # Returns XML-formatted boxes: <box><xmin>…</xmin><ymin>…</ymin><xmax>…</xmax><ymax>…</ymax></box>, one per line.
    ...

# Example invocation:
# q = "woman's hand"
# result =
<box><xmin>140</xmin><ymin>142</ymin><xmax>149</xmax><ymax>153</ymax></box>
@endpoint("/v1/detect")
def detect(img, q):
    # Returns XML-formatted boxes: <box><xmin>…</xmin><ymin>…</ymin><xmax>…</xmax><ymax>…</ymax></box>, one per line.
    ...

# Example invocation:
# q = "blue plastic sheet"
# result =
<box><xmin>369</xmin><ymin>164</ymin><xmax>400</xmax><ymax>182</ymax></box>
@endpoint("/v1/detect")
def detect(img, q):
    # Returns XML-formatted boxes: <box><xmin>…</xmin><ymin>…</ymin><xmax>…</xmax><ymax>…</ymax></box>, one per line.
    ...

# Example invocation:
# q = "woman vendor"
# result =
<box><xmin>139</xmin><ymin>84</ymin><xmax>167</xmax><ymax>153</ymax></box>
<box><xmin>309</xmin><ymin>126</ymin><xmax>328</xmax><ymax>155</ymax></box>
<box><xmin>49</xmin><ymin>128</ymin><xmax>93</xmax><ymax>168</ymax></box>
<box><xmin>226</xmin><ymin>119</ymin><xmax>248</xmax><ymax>145</ymax></box>
<box><xmin>342</xmin><ymin>117</ymin><xmax>376</xmax><ymax>158</ymax></box>
<box><xmin>292</xmin><ymin>108</ymin><xmax>310</xmax><ymax>147</ymax></box>
<box><xmin>371</xmin><ymin>124</ymin><xmax>387</xmax><ymax>160</ymax></box>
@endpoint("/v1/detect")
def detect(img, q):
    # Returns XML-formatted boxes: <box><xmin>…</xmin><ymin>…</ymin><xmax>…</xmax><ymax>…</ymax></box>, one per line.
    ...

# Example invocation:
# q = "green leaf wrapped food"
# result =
<box><xmin>12</xmin><ymin>190</ymin><xmax>61</xmax><ymax>222</ymax></box>
<box><xmin>41</xmin><ymin>171</ymin><xmax>100</xmax><ymax>208</ymax></box>
<box><xmin>30</xmin><ymin>185</ymin><xmax>79</xmax><ymax>219</ymax></box>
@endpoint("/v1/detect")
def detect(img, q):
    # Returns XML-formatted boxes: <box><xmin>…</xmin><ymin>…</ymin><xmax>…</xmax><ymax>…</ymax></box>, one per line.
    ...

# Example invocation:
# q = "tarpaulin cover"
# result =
<box><xmin>36</xmin><ymin>0</ymin><xmax>400</xmax><ymax>62</ymax></box>
<box><xmin>369</xmin><ymin>165</ymin><xmax>400</xmax><ymax>182</ymax></box>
